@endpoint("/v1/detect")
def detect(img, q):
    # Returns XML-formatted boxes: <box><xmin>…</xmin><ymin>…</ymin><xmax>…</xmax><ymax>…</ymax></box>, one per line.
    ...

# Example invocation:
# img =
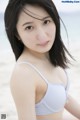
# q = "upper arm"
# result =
<box><xmin>58</xmin><ymin>67</ymin><xmax>80</xmax><ymax>119</ymax></box>
<box><xmin>65</xmin><ymin>95</ymin><xmax>80</xmax><ymax>119</ymax></box>
<box><xmin>58</xmin><ymin>67</ymin><xmax>69</xmax><ymax>88</ymax></box>
<box><xmin>58</xmin><ymin>67</ymin><xmax>70</xmax><ymax>99</ymax></box>
<box><xmin>10</xmin><ymin>65</ymin><xmax>37</xmax><ymax>120</ymax></box>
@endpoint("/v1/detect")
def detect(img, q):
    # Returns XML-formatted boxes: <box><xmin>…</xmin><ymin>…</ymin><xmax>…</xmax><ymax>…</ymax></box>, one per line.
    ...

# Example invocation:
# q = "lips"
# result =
<box><xmin>38</xmin><ymin>41</ymin><xmax>49</xmax><ymax>46</ymax></box>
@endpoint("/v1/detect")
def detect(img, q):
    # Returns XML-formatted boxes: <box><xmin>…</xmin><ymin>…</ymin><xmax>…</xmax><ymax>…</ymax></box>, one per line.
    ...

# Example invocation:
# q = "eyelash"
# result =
<box><xmin>25</xmin><ymin>26</ymin><xmax>33</xmax><ymax>31</ymax></box>
<box><xmin>43</xmin><ymin>20</ymin><xmax>51</xmax><ymax>25</ymax></box>
<box><xmin>25</xmin><ymin>20</ymin><xmax>51</xmax><ymax>31</ymax></box>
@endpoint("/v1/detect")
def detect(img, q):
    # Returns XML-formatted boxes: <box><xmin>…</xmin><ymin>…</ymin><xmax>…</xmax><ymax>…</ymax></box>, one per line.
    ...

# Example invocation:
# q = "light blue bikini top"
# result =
<box><xmin>17</xmin><ymin>61</ymin><xmax>70</xmax><ymax>115</ymax></box>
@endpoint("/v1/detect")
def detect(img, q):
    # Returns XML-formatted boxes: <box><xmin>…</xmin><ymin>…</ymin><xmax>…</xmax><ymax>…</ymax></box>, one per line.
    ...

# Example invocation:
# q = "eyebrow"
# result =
<box><xmin>22</xmin><ymin>16</ymin><xmax>50</xmax><ymax>26</ymax></box>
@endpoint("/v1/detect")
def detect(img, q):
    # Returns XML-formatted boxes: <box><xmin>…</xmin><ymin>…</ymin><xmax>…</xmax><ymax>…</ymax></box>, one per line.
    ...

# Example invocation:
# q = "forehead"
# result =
<box><xmin>18</xmin><ymin>4</ymin><xmax>49</xmax><ymax>21</ymax></box>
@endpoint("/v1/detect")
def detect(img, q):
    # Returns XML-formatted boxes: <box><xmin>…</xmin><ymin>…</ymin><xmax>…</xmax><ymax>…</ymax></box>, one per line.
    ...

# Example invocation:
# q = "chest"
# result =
<box><xmin>35</xmin><ymin>71</ymin><xmax>65</xmax><ymax>104</ymax></box>
<box><xmin>35</xmin><ymin>77</ymin><xmax>67</xmax><ymax>115</ymax></box>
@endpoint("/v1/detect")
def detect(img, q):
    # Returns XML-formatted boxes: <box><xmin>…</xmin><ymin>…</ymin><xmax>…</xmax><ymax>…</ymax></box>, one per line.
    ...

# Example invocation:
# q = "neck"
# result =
<box><xmin>23</xmin><ymin>48</ymin><xmax>50</xmax><ymax>62</ymax></box>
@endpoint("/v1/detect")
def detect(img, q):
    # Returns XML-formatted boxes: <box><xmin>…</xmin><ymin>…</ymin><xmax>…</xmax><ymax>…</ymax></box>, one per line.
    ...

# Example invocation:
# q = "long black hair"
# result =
<box><xmin>4</xmin><ymin>0</ymin><xmax>72</xmax><ymax>68</ymax></box>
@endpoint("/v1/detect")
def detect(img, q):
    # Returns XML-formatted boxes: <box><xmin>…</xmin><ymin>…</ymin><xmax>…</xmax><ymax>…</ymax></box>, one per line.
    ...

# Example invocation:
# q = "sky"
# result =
<box><xmin>0</xmin><ymin>0</ymin><xmax>80</xmax><ymax>13</ymax></box>
<box><xmin>54</xmin><ymin>0</ymin><xmax>80</xmax><ymax>12</ymax></box>
<box><xmin>0</xmin><ymin>0</ymin><xmax>9</xmax><ymax>13</ymax></box>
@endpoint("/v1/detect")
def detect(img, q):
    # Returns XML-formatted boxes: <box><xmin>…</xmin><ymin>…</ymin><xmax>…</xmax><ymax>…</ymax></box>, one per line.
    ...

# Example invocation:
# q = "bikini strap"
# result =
<box><xmin>17</xmin><ymin>61</ymin><xmax>49</xmax><ymax>84</ymax></box>
<box><xmin>64</xmin><ymin>69</ymin><xmax>70</xmax><ymax>92</ymax></box>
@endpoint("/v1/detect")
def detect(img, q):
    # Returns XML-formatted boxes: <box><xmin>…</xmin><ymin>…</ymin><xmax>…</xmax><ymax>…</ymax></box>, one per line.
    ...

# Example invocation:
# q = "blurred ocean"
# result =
<box><xmin>60</xmin><ymin>11</ymin><xmax>80</xmax><ymax>51</ymax></box>
<box><xmin>0</xmin><ymin>13</ymin><xmax>12</xmax><ymax>53</ymax></box>
<box><xmin>0</xmin><ymin>11</ymin><xmax>80</xmax><ymax>53</ymax></box>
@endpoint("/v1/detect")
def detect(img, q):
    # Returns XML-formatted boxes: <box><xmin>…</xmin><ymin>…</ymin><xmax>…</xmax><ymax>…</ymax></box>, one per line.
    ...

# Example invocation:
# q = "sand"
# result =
<box><xmin>0</xmin><ymin>47</ymin><xmax>80</xmax><ymax>120</ymax></box>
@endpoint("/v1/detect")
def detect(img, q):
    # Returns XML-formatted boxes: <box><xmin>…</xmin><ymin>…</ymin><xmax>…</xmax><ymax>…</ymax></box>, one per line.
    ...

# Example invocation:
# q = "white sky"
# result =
<box><xmin>53</xmin><ymin>0</ymin><xmax>80</xmax><ymax>12</ymax></box>
<box><xmin>0</xmin><ymin>0</ymin><xmax>80</xmax><ymax>13</ymax></box>
<box><xmin>0</xmin><ymin>0</ymin><xmax>9</xmax><ymax>13</ymax></box>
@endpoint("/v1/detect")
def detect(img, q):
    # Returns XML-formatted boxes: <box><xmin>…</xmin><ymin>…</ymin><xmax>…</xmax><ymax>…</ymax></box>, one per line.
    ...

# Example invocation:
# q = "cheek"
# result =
<box><xmin>19</xmin><ymin>32</ymin><xmax>36</xmax><ymax>49</ymax></box>
<box><xmin>16</xmin><ymin>25</ymin><xmax>31</xmax><ymax>43</ymax></box>
<box><xmin>48</xmin><ymin>25</ymin><xmax>56</xmax><ymax>38</ymax></box>
<box><xmin>21</xmin><ymin>35</ymin><xmax>31</xmax><ymax>45</ymax></box>
<box><xmin>18</xmin><ymin>30</ymin><xmax>31</xmax><ymax>43</ymax></box>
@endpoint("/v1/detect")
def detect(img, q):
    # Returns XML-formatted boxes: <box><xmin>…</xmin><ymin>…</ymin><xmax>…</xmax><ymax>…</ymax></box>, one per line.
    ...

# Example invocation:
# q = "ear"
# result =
<box><xmin>15</xmin><ymin>29</ymin><xmax>21</xmax><ymax>40</ymax></box>
<box><xmin>15</xmin><ymin>33</ymin><xmax>21</xmax><ymax>40</ymax></box>
<box><xmin>16</xmin><ymin>35</ymin><xmax>21</xmax><ymax>40</ymax></box>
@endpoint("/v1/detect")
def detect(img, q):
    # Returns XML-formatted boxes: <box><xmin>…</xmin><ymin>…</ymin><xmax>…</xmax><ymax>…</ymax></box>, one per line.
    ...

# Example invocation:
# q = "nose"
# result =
<box><xmin>36</xmin><ymin>27</ymin><xmax>48</xmax><ymax>43</ymax></box>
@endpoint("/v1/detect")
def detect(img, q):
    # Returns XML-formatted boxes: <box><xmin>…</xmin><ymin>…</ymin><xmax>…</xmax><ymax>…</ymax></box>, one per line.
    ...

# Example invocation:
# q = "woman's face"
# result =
<box><xmin>16</xmin><ymin>4</ymin><xmax>56</xmax><ymax>54</ymax></box>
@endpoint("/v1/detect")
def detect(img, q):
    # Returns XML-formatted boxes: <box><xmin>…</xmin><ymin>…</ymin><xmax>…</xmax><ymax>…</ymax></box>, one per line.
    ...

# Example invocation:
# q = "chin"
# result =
<box><xmin>38</xmin><ymin>47</ymin><xmax>52</xmax><ymax>53</ymax></box>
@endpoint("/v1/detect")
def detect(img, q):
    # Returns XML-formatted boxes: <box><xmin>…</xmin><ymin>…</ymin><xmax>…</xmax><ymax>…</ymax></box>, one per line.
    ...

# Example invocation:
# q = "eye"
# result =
<box><xmin>25</xmin><ymin>26</ymin><xmax>33</xmax><ymax>31</ymax></box>
<box><xmin>44</xmin><ymin>20</ymin><xmax>51</xmax><ymax>25</ymax></box>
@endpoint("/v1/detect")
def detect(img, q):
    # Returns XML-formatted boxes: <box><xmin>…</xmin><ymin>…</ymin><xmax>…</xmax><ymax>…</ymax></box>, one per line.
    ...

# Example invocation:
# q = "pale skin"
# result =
<box><xmin>10</xmin><ymin>4</ymin><xmax>80</xmax><ymax>120</ymax></box>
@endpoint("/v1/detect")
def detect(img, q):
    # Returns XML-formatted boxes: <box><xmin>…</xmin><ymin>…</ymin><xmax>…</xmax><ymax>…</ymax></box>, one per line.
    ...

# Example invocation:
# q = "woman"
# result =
<box><xmin>4</xmin><ymin>0</ymin><xmax>80</xmax><ymax>120</ymax></box>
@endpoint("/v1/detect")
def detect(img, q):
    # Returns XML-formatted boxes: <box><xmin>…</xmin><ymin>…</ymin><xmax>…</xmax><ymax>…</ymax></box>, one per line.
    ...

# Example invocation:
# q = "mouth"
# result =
<box><xmin>38</xmin><ymin>41</ymin><xmax>49</xmax><ymax>46</ymax></box>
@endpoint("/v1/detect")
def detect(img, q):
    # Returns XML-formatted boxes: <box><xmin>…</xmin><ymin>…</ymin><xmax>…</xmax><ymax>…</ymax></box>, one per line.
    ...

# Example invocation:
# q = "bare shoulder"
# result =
<box><xmin>10</xmin><ymin>63</ymin><xmax>37</xmax><ymax>91</ymax></box>
<box><xmin>56</xmin><ymin>66</ymin><xmax>68</xmax><ymax>86</ymax></box>
<box><xmin>10</xmin><ymin>63</ymin><xmax>37</xmax><ymax>119</ymax></box>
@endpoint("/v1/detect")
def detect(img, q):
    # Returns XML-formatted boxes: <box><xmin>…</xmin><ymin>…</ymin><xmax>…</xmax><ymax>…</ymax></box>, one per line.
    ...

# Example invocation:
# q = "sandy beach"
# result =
<box><xmin>0</xmin><ymin>44</ymin><xmax>80</xmax><ymax>120</ymax></box>
<box><xmin>0</xmin><ymin>51</ymin><xmax>17</xmax><ymax>120</ymax></box>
